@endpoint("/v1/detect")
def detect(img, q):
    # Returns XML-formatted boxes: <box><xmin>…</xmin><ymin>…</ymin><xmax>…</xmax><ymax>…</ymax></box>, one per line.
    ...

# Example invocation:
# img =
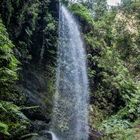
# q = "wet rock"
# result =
<box><xmin>39</xmin><ymin>130</ymin><xmax>52</xmax><ymax>139</ymax></box>
<box><xmin>31</xmin><ymin>121</ymin><xmax>49</xmax><ymax>132</ymax></box>
<box><xmin>17</xmin><ymin>65</ymin><xmax>51</xmax><ymax>123</ymax></box>
<box><xmin>23</xmin><ymin>130</ymin><xmax>52</xmax><ymax>140</ymax></box>
<box><xmin>89</xmin><ymin>129</ymin><xmax>103</xmax><ymax>140</ymax></box>
<box><xmin>26</xmin><ymin>135</ymin><xmax>48</xmax><ymax>140</ymax></box>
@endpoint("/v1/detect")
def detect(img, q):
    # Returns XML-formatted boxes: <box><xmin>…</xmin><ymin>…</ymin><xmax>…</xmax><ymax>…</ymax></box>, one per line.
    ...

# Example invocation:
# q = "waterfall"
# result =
<box><xmin>47</xmin><ymin>131</ymin><xmax>59</xmax><ymax>140</ymax></box>
<box><xmin>51</xmin><ymin>4</ymin><xmax>89</xmax><ymax>140</ymax></box>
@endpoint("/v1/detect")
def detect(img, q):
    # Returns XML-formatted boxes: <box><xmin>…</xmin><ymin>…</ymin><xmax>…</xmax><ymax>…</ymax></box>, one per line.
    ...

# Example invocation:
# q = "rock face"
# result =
<box><xmin>89</xmin><ymin>129</ymin><xmax>103</xmax><ymax>140</ymax></box>
<box><xmin>18</xmin><ymin>64</ymin><xmax>49</xmax><ymax>121</ymax></box>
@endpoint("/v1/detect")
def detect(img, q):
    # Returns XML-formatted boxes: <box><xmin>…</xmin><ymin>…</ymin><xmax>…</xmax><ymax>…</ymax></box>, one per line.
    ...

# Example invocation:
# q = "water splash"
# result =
<box><xmin>51</xmin><ymin>4</ymin><xmax>89</xmax><ymax>140</ymax></box>
<box><xmin>47</xmin><ymin>131</ymin><xmax>59</xmax><ymax>140</ymax></box>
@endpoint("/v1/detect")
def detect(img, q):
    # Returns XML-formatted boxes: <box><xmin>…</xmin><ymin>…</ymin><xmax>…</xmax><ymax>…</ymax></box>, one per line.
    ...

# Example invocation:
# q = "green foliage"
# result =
<box><xmin>0</xmin><ymin>20</ymin><xmax>18</xmax><ymax>79</ymax></box>
<box><xmin>0</xmin><ymin>122</ymin><xmax>10</xmax><ymax>136</ymax></box>
<box><xmin>0</xmin><ymin>0</ymin><xmax>57</xmax><ymax>139</ymax></box>
<box><xmin>89</xmin><ymin>105</ymin><xmax>104</xmax><ymax>128</ymax></box>
<box><xmin>98</xmin><ymin>46</ymin><xmax>139</xmax><ymax>104</ymax></box>
<box><xmin>0</xmin><ymin>0</ymin><xmax>139</xmax><ymax>139</ymax></box>
<box><xmin>92</xmin><ymin>0</ymin><xmax>108</xmax><ymax>20</ymax></box>
<box><xmin>0</xmin><ymin>19</ymin><xmax>30</xmax><ymax>138</ymax></box>
<box><xmin>70</xmin><ymin>2</ymin><xmax>140</xmax><ymax>139</ymax></box>
<box><xmin>113</xmin><ymin>4</ymin><xmax>140</xmax><ymax>80</ymax></box>
<box><xmin>0</xmin><ymin>101</ymin><xmax>29</xmax><ymax>137</ymax></box>
<box><xmin>0</xmin><ymin>19</ymin><xmax>19</xmax><ymax>96</ymax></box>
<box><xmin>99</xmin><ymin>117</ymin><xmax>135</xmax><ymax>140</ymax></box>
<box><xmin>70</xmin><ymin>4</ymin><xmax>94</xmax><ymax>25</ymax></box>
<box><xmin>43</xmin><ymin>12</ymin><xmax>57</xmax><ymax>63</ymax></box>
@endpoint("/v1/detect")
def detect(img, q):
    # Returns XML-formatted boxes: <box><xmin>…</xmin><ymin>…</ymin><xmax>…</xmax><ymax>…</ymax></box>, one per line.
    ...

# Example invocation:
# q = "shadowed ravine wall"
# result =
<box><xmin>0</xmin><ymin>0</ymin><xmax>59</xmax><ymax>139</ymax></box>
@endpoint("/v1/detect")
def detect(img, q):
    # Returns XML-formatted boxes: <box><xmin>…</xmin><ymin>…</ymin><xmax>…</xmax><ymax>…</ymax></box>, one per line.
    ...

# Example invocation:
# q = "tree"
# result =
<box><xmin>93</xmin><ymin>0</ymin><xmax>107</xmax><ymax>20</ymax></box>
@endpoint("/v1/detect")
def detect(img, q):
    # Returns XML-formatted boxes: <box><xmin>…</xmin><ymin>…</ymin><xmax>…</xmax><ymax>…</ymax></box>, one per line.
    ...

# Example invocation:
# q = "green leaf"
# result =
<box><xmin>0</xmin><ymin>122</ymin><xmax>10</xmax><ymax>136</ymax></box>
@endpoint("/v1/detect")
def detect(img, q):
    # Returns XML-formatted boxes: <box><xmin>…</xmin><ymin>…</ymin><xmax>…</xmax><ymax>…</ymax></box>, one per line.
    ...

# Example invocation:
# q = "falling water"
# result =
<box><xmin>47</xmin><ymin>131</ymin><xmax>58</xmax><ymax>140</ymax></box>
<box><xmin>51</xmin><ymin>4</ymin><xmax>89</xmax><ymax>140</ymax></box>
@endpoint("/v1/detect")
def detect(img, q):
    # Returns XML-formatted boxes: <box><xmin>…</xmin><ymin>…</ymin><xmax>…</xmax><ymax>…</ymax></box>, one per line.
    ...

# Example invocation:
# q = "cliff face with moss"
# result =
<box><xmin>0</xmin><ymin>0</ymin><xmax>59</xmax><ymax>139</ymax></box>
<box><xmin>0</xmin><ymin>0</ymin><xmax>140</xmax><ymax>140</ymax></box>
